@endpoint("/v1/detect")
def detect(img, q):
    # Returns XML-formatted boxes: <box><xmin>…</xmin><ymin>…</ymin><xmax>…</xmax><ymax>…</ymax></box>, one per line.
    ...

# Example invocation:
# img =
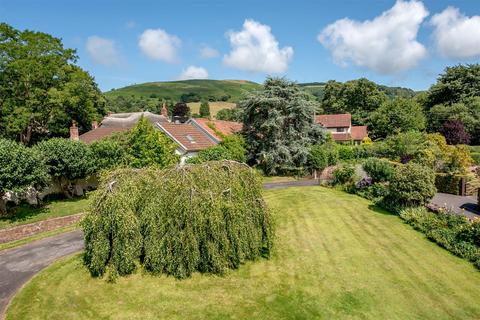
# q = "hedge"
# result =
<box><xmin>435</xmin><ymin>173</ymin><xmax>466</xmax><ymax>195</ymax></box>
<box><xmin>82</xmin><ymin>161</ymin><xmax>273</xmax><ymax>280</ymax></box>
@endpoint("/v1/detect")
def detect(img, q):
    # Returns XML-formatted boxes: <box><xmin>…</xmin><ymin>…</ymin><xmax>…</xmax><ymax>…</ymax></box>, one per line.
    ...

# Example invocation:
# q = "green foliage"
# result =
<box><xmin>0</xmin><ymin>23</ymin><xmax>105</xmax><ymax>145</ymax></box>
<box><xmin>36</xmin><ymin>138</ymin><xmax>95</xmax><ymax>181</ymax></box>
<box><xmin>89</xmin><ymin>139</ymin><xmax>127</xmax><ymax>171</ymax></box>
<box><xmin>362</xmin><ymin>158</ymin><xmax>395</xmax><ymax>183</ymax></box>
<box><xmin>369</xmin><ymin>98</ymin><xmax>426</xmax><ymax>139</ymax></box>
<box><xmin>104</xmin><ymin>79</ymin><xmax>261</xmax><ymax>104</ymax></box>
<box><xmin>199</xmin><ymin>100</ymin><xmax>211</xmax><ymax>117</ymax></box>
<box><xmin>400</xmin><ymin>207</ymin><xmax>480</xmax><ymax>269</ymax></box>
<box><xmin>332</xmin><ymin>165</ymin><xmax>356</xmax><ymax>185</ymax></box>
<box><xmin>82</xmin><ymin>161</ymin><xmax>273</xmax><ymax>279</ymax></box>
<box><xmin>385</xmin><ymin>163</ymin><xmax>436</xmax><ymax>209</ymax></box>
<box><xmin>0</xmin><ymin>139</ymin><xmax>48</xmax><ymax>214</ymax></box>
<box><xmin>215</xmin><ymin>108</ymin><xmax>243</xmax><ymax>121</ymax></box>
<box><xmin>126</xmin><ymin>116</ymin><xmax>179</xmax><ymax>168</ymax></box>
<box><xmin>435</xmin><ymin>173</ymin><xmax>466</xmax><ymax>195</ymax></box>
<box><xmin>186</xmin><ymin>134</ymin><xmax>247</xmax><ymax>164</ymax></box>
<box><xmin>382</xmin><ymin>131</ymin><xmax>426</xmax><ymax>163</ymax></box>
<box><xmin>308</xmin><ymin>143</ymin><xmax>338</xmax><ymax>171</ymax></box>
<box><xmin>426</xmin><ymin>64</ymin><xmax>480</xmax><ymax>108</ymax></box>
<box><xmin>241</xmin><ymin>77</ymin><xmax>327</xmax><ymax>175</ymax></box>
<box><xmin>321</xmin><ymin>78</ymin><xmax>387</xmax><ymax>125</ymax></box>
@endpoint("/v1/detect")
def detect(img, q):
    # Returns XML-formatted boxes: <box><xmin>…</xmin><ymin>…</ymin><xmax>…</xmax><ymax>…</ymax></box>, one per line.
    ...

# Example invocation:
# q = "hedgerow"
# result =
<box><xmin>82</xmin><ymin>161</ymin><xmax>273</xmax><ymax>280</ymax></box>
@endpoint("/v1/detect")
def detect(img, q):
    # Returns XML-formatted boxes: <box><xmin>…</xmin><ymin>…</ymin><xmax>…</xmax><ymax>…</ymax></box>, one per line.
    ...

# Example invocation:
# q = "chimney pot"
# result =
<box><xmin>161</xmin><ymin>103</ymin><xmax>169</xmax><ymax>118</ymax></box>
<box><xmin>91</xmin><ymin>120</ymin><xmax>98</xmax><ymax>129</ymax></box>
<box><xmin>70</xmin><ymin>120</ymin><xmax>79</xmax><ymax>141</ymax></box>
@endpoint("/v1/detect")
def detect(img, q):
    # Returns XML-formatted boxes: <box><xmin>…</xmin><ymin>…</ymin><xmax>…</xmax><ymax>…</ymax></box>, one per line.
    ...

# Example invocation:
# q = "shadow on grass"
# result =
<box><xmin>0</xmin><ymin>196</ymin><xmax>87</xmax><ymax>227</ymax></box>
<box><xmin>368</xmin><ymin>204</ymin><xmax>396</xmax><ymax>216</ymax></box>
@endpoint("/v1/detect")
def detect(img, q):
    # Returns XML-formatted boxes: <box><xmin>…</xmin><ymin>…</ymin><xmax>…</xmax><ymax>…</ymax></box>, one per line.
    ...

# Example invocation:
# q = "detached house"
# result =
<box><xmin>71</xmin><ymin>106</ymin><xmax>242</xmax><ymax>163</ymax></box>
<box><xmin>315</xmin><ymin>113</ymin><xmax>368</xmax><ymax>144</ymax></box>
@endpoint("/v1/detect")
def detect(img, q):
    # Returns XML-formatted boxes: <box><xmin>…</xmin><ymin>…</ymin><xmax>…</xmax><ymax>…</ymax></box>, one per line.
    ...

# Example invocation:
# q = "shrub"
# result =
<box><xmin>308</xmin><ymin>143</ymin><xmax>338</xmax><ymax>171</ymax></box>
<box><xmin>187</xmin><ymin>134</ymin><xmax>246</xmax><ymax>164</ymax></box>
<box><xmin>82</xmin><ymin>161</ymin><xmax>273</xmax><ymax>280</ymax></box>
<box><xmin>385</xmin><ymin>163</ymin><xmax>436</xmax><ymax>210</ymax></box>
<box><xmin>435</xmin><ymin>173</ymin><xmax>466</xmax><ymax>195</ymax></box>
<box><xmin>363</xmin><ymin>158</ymin><xmax>395</xmax><ymax>183</ymax></box>
<box><xmin>337</xmin><ymin>145</ymin><xmax>355</xmax><ymax>161</ymax></box>
<box><xmin>126</xmin><ymin>116</ymin><xmax>179</xmax><ymax>168</ymax></box>
<box><xmin>199</xmin><ymin>100</ymin><xmax>210</xmax><ymax>118</ymax></box>
<box><xmin>90</xmin><ymin>139</ymin><xmax>127</xmax><ymax>171</ymax></box>
<box><xmin>399</xmin><ymin>207</ymin><xmax>480</xmax><ymax>269</ymax></box>
<box><xmin>332</xmin><ymin>165</ymin><xmax>356</xmax><ymax>185</ymax></box>
<box><xmin>0</xmin><ymin>139</ymin><xmax>48</xmax><ymax>214</ymax></box>
<box><xmin>35</xmin><ymin>138</ymin><xmax>95</xmax><ymax>196</ymax></box>
<box><xmin>472</xmin><ymin>152</ymin><xmax>480</xmax><ymax>165</ymax></box>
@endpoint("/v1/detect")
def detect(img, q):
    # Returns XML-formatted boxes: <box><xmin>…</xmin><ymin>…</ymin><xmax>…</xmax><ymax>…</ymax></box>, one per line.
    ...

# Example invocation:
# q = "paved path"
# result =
<box><xmin>430</xmin><ymin>193</ymin><xmax>479</xmax><ymax>219</ymax></box>
<box><xmin>0</xmin><ymin>230</ymin><xmax>84</xmax><ymax>318</ymax></box>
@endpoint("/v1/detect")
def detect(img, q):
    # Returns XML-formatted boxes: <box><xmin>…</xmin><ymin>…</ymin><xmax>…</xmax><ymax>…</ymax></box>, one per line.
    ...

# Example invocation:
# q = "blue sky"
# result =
<box><xmin>1</xmin><ymin>0</ymin><xmax>479</xmax><ymax>91</ymax></box>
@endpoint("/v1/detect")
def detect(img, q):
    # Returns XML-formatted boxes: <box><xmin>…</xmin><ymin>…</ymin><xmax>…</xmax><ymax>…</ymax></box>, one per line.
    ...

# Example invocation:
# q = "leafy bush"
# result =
<box><xmin>90</xmin><ymin>139</ymin><xmax>127</xmax><ymax>171</ymax></box>
<box><xmin>363</xmin><ymin>158</ymin><xmax>395</xmax><ymax>183</ymax></box>
<box><xmin>332</xmin><ymin>165</ymin><xmax>356</xmax><ymax>185</ymax></box>
<box><xmin>308</xmin><ymin>143</ymin><xmax>338</xmax><ymax>171</ymax></box>
<box><xmin>356</xmin><ymin>182</ymin><xmax>389</xmax><ymax>201</ymax></box>
<box><xmin>36</xmin><ymin>138</ymin><xmax>95</xmax><ymax>182</ymax></box>
<box><xmin>82</xmin><ymin>161</ymin><xmax>273</xmax><ymax>280</ymax></box>
<box><xmin>0</xmin><ymin>139</ymin><xmax>48</xmax><ymax>214</ymax></box>
<box><xmin>126</xmin><ymin>116</ymin><xmax>179</xmax><ymax>168</ymax></box>
<box><xmin>187</xmin><ymin>134</ymin><xmax>246</xmax><ymax>164</ymax></box>
<box><xmin>472</xmin><ymin>152</ymin><xmax>480</xmax><ymax>165</ymax></box>
<box><xmin>384</xmin><ymin>163</ymin><xmax>436</xmax><ymax>210</ymax></box>
<box><xmin>435</xmin><ymin>173</ymin><xmax>466</xmax><ymax>195</ymax></box>
<box><xmin>400</xmin><ymin>207</ymin><xmax>480</xmax><ymax>269</ymax></box>
<box><xmin>337</xmin><ymin>145</ymin><xmax>355</xmax><ymax>161</ymax></box>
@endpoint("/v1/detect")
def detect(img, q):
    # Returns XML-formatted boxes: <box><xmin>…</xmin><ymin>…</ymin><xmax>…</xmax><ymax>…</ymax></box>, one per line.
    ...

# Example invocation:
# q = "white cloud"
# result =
<box><xmin>431</xmin><ymin>7</ymin><xmax>480</xmax><ymax>59</ymax></box>
<box><xmin>86</xmin><ymin>36</ymin><xmax>120</xmax><ymax>66</ymax></box>
<box><xmin>200</xmin><ymin>45</ymin><xmax>219</xmax><ymax>58</ymax></box>
<box><xmin>318</xmin><ymin>0</ymin><xmax>428</xmax><ymax>74</ymax></box>
<box><xmin>178</xmin><ymin>66</ymin><xmax>209</xmax><ymax>80</ymax></box>
<box><xmin>138</xmin><ymin>29</ymin><xmax>181</xmax><ymax>63</ymax></box>
<box><xmin>223</xmin><ymin>19</ymin><xmax>293</xmax><ymax>73</ymax></box>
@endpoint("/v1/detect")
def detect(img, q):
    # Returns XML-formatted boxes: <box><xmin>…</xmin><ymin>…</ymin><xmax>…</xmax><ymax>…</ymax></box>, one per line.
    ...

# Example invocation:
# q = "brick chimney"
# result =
<box><xmin>161</xmin><ymin>103</ymin><xmax>168</xmax><ymax>118</ymax></box>
<box><xmin>70</xmin><ymin>120</ymin><xmax>79</xmax><ymax>141</ymax></box>
<box><xmin>91</xmin><ymin>120</ymin><xmax>98</xmax><ymax>129</ymax></box>
<box><xmin>107</xmin><ymin>112</ymin><xmax>112</xmax><ymax>117</ymax></box>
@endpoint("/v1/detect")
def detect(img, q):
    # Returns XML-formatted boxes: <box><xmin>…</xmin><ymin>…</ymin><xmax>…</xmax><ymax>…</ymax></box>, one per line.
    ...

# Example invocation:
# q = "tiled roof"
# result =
<box><xmin>79</xmin><ymin>127</ymin><xmax>130</xmax><ymax>144</ymax></box>
<box><xmin>315</xmin><ymin>113</ymin><xmax>351</xmax><ymax>128</ymax></box>
<box><xmin>331</xmin><ymin>132</ymin><xmax>352</xmax><ymax>141</ymax></box>
<box><xmin>191</xmin><ymin>118</ymin><xmax>242</xmax><ymax>141</ymax></box>
<box><xmin>157</xmin><ymin>122</ymin><xmax>217</xmax><ymax>152</ymax></box>
<box><xmin>351</xmin><ymin>126</ymin><xmax>368</xmax><ymax>141</ymax></box>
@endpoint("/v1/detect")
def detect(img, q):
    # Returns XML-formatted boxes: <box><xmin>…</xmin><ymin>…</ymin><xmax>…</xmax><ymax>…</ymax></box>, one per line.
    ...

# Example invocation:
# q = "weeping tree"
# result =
<box><xmin>240</xmin><ymin>77</ymin><xmax>327</xmax><ymax>175</ymax></box>
<box><xmin>82</xmin><ymin>161</ymin><xmax>273</xmax><ymax>280</ymax></box>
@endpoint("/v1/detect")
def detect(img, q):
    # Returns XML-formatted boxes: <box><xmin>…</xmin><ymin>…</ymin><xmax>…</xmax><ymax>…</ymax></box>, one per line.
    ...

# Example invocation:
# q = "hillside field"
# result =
<box><xmin>188</xmin><ymin>101</ymin><xmax>236</xmax><ymax>117</ymax></box>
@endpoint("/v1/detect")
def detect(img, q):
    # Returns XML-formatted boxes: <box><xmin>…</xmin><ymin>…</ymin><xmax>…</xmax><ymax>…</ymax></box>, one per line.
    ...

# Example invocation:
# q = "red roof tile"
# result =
<box><xmin>192</xmin><ymin>118</ymin><xmax>242</xmax><ymax>141</ymax></box>
<box><xmin>351</xmin><ymin>126</ymin><xmax>368</xmax><ymax>141</ymax></box>
<box><xmin>315</xmin><ymin>114</ymin><xmax>351</xmax><ymax>128</ymax></box>
<box><xmin>157</xmin><ymin>122</ymin><xmax>216</xmax><ymax>152</ymax></box>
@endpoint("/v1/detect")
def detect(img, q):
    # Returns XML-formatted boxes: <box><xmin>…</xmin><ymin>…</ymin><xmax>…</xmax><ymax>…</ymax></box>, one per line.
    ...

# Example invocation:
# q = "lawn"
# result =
<box><xmin>187</xmin><ymin>101</ymin><xmax>236</xmax><ymax>118</ymax></box>
<box><xmin>0</xmin><ymin>196</ymin><xmax>90</xmax><ymax>230</ymax></box>
<box><xmin>7</xmin><ymin>187</ymin><xmax>480</xmax><ymax>319</ymax></box>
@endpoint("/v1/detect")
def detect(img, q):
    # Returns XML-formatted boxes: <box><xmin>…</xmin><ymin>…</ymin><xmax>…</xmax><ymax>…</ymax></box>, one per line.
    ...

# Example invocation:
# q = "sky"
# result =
<box><xmin>1</xmin><ymin>0</ymin><xmax>480</xmax><ymax>91</ymax></box>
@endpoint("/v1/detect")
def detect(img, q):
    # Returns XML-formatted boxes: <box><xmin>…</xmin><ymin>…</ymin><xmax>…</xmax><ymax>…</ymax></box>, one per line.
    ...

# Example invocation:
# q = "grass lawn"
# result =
<box><xmin>7</xmin><ymin>187</ymin><xmax>480</xmax><ymax>319</ymax></box>
<box><xmin>187</xmin><ymin>101</ymin><xmax>236</xmax><ymax>118</ymax></box>
<box><xmin>0</xmin><ymin>196</ymin><xmax>90</xmax><ymax>230</ymax></box>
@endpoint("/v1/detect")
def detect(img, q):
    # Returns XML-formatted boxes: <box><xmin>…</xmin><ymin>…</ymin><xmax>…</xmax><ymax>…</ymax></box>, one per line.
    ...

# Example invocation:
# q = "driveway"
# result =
<box><xmin>0</xmin><ymin>230</ymin><xmax>84</xmax><ymax>318</ymax></box>
<box><xmin>430</xmin><ymin>193</ymin><xmax>479</xmax><ymax>219</ymax></box>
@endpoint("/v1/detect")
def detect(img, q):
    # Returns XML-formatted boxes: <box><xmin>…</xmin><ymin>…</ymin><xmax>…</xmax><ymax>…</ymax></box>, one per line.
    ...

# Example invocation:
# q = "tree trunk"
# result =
<box><xmin>0</xmin><ymin>194</ymin><xmax>7</xmax><ymax>216</ymax></box>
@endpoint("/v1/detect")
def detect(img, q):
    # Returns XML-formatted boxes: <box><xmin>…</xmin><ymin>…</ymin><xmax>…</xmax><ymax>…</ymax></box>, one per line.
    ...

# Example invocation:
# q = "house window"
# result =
<box><xmin>336</xmin><ymin>127</ymin><xmax>346</xmax><ymax>132</ymax></box>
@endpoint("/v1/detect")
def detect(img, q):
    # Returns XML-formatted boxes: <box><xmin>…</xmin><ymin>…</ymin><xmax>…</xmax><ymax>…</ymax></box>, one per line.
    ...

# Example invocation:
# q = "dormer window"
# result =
<box><xmin>186</xmin><ymin>134</ymin><xmax>196</xmax><ymax>144</ymax></box>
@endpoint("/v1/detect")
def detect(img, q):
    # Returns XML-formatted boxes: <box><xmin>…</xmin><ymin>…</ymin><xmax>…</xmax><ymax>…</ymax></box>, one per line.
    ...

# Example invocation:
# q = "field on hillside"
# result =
<box><xmin>105</xmin><ymin>79</ymin><xmax>260</xmax><ymax>102</ymax></box>
<box><xmin>7</xmin><ymin>187</ymin><xmax>480</xmax><ymax>319</ymax></box>
<box><xmin>188</xmin><ymin>102</ymin><xmax>236</xmax><ymax>117</ymax></box>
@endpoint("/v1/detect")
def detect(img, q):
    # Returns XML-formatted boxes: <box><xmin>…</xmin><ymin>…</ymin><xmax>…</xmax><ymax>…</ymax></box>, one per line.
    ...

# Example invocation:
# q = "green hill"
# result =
<box><xmin>105</xmin><ymin>79</ymin><xmax>261</xmax><ymax>103</ymax></box>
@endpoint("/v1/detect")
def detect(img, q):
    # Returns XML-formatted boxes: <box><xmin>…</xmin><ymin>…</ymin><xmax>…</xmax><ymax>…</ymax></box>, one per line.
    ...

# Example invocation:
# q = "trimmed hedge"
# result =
<box><xmin>82</xmin><ymin>161</ymin><xmax>273</xmax><ymax>280</ymax></box>
<box><xmin>435</xmin><ymin>173</ymin><xmax>465</xmax><ymax>195</ymax></box>
<box><xmin>400</xmin><ymin>207</ymin><xmax>480</xmax><ymax>269</ymax></box>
